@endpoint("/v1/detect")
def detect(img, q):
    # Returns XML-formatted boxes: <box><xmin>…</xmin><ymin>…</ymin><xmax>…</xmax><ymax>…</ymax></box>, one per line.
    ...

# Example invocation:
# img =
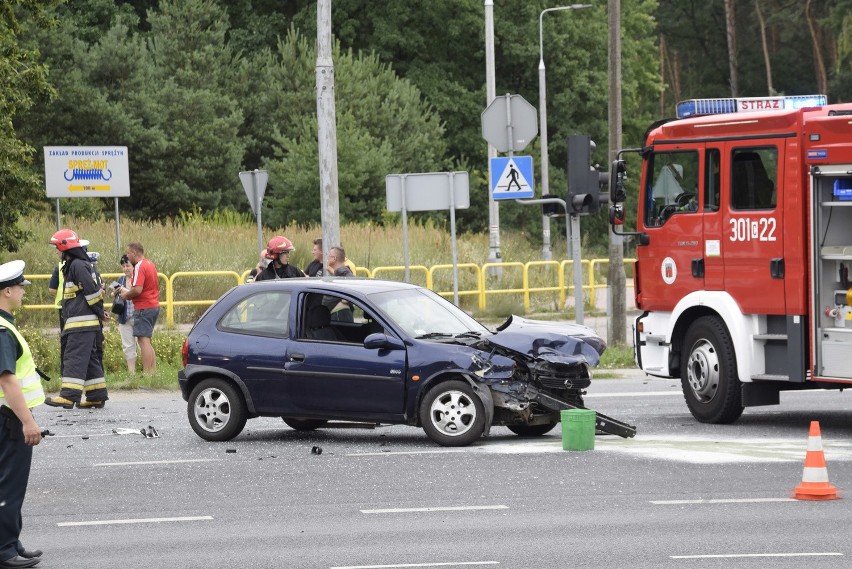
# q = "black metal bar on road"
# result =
<box><xmin>534</xmin><ymin>391</ymin><xmax>637</xmax><ymax>439</ymax></box>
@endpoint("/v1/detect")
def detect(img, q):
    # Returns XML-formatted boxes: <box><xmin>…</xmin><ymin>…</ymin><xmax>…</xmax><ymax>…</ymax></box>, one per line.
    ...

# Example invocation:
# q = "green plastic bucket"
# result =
<box><xmin>561</xmin><ymin>408</ymin><xmax>596</xmax><ymax>451</ymax></box>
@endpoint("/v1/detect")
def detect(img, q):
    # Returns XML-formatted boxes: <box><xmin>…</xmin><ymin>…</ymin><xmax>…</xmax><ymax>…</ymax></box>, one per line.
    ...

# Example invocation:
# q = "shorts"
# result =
<box><xmin>133</xmin><ymin>307</ymin><xmax>160</xmax><ymax>338</ymax></box>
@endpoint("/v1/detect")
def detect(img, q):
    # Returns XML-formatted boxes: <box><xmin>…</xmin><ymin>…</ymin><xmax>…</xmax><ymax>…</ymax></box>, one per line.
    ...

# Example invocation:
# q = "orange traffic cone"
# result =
<box><xmin>793</xmin><ymin>421</ymin><xmax>840</xmax><ymax>501</ymax></box>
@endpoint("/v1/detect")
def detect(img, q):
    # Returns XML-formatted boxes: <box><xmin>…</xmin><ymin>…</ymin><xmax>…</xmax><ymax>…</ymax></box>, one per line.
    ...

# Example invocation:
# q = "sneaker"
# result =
<box><xmin>44</xmin><ymin>396</ymin><xmax>76</xmax><ymax>409</ymax></box>
<box><xmin>77</xmin><ymin>400</ymin><xmax>106</xmax><ymax>409</ymax></box>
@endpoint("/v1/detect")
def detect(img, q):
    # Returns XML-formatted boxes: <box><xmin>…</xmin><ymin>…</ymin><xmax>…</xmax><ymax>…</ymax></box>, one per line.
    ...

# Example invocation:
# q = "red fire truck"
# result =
<box><xmin>608</xmin><ymin>95</ymin><xmax>852</xmax><ymax>423</ymax></box>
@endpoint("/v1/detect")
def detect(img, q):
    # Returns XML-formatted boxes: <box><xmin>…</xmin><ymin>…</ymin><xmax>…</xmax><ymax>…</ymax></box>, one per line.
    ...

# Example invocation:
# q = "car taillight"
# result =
<box><xmin>181</xmin><ymin>337</ymin><xmax>189</xmax><ymax>367</ymax></box>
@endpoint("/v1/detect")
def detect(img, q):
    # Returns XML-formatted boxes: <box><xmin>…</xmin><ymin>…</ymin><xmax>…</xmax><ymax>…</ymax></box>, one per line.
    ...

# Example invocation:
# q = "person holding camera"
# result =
<box><xmin>44</xmin><ymin>229</ymin><xmax>109</xmax><ymax>410</ymax></box>
<box><xmin>110</xmin><ymin>256</ymin><xmax>137</xmax><ymax>373</ymax></box>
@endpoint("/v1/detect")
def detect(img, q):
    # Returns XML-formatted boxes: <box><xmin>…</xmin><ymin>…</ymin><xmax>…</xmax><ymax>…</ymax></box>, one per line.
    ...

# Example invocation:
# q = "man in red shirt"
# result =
<box><xmin>119</xmin><ymin>242</ymin><xmax>160</xmax><ymax>374</ymax></box>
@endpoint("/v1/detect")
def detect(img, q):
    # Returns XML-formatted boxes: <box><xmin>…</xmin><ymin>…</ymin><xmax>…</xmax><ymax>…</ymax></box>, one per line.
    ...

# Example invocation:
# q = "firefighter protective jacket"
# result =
<box><xmin>61</xmin><ymin>256</ymin><xmax>104</xmax><ymax>334</ymax></box>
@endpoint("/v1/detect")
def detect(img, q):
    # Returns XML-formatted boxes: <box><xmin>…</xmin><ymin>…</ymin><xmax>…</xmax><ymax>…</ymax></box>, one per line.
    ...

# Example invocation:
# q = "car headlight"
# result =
<box><xmin>471</xmin><ymin>352</ymin><xmax>492</xmax><ymax>375</ymax></box>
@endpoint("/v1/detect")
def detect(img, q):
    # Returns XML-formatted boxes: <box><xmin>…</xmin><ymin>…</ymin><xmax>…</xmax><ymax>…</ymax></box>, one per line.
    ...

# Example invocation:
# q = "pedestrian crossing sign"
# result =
<box><xmin>490</xmin><ymin>156</ymin><xmax>534</xmax><ymax>200</ymax></box>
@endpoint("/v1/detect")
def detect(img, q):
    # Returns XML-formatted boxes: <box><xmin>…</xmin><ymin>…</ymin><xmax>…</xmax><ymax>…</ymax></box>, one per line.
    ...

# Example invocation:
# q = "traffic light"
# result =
<box><xmin>541</xmin><ymin>202</ymin><xmax>562</xmax><ymax>216</ymax></box>
<box><xmin>567</xmin><ymin>135</ymin><xmax>609</xmax><ymax>214</ymax></box>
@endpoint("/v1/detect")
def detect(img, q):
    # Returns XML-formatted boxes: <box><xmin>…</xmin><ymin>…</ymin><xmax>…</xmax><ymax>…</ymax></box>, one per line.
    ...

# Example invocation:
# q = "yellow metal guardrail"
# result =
<box><xmin>21</xmin><ymin>259</ymin><xmax>635</xmax><ymax>326</ymax></box>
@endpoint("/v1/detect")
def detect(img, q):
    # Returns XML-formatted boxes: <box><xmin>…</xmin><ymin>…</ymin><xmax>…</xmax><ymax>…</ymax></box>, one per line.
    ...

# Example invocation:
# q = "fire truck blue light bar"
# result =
<box><xmin>676</xmin><ymin>95</ymin><xmax>827</xmax><ymax>119</ymax></box>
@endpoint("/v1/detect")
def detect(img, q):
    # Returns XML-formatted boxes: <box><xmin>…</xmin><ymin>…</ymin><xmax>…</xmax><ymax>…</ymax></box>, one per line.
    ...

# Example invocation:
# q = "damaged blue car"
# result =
<box><xmin>179</xmin><ymin>278</ymin><xmax>635</xmax><ymax>446</ymax></box>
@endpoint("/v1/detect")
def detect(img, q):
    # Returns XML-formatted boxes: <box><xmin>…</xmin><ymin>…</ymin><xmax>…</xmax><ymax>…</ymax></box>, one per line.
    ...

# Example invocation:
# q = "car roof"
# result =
<box><xmin>244</xmin><ymin>277</ymin><xmax>422</xmax><ymax>296</ymax></box>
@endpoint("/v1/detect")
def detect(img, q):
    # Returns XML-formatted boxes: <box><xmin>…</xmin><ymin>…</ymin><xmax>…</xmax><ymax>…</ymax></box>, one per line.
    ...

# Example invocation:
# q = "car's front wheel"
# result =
<box><xmin>507</xmin><ymin>423</ymin><xmax>558</xmax><ymax>437</ymax></box>
<box><xmin>188</xmin><ymin>378</ymin><xmax>247</xmax><ymax>441</ymax></box>
<box><xmin>282</xmin><ymin>418</ymin><xmax>328</xmax><ymax>431</ymax></box>
<box><xmin>419</xmin><ymin>380</ymin><xmax>485</xmax><ymax>447</ymax></box>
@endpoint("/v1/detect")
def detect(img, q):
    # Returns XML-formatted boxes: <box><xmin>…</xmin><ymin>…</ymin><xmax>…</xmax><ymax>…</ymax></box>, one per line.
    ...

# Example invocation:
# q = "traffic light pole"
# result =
<box><xmin>569</xmin><ymin>212</ymin><xmax>583</xmax><ymax>324</ymax></box>
<box><xmin>515</xmin><ymin>197</ymin><xmax>584</xmax><ymax>324</ymax></box>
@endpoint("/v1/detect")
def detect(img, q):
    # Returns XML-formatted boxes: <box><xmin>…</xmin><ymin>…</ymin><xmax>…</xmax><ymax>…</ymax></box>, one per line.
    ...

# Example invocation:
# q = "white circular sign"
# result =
<box><xmin>661</xmin><ymin>257</ymin><xmax>677</xmax><ymax>285</ymax></box>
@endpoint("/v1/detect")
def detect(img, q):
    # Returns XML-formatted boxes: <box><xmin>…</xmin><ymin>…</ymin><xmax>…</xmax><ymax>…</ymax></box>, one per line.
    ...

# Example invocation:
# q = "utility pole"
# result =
<box><xmin>607</xmin><ymin>0</ymin><xmax>626</xmax><ymax>346</ymax></box>
<box><xmin>316</xmin><ymin>0</ymin><xmax>340</xmax><ymax>261</ymax></box>
<box><xmin>484</xmin><ymin>0</ymin><xmax>501</xmax><ymax>267</ymax></box>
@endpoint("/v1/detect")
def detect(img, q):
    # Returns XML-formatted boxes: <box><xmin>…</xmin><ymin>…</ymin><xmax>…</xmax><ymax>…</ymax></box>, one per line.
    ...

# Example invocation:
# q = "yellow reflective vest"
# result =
<box><xmin>0</xmin><ymin>315</ymin><xmax>46</xmax><ymax>409</ymax></box>
<box><xmin>53</xmin><ymin>261</ymin><xmax>65</xmax><ymax>309</ymax></box>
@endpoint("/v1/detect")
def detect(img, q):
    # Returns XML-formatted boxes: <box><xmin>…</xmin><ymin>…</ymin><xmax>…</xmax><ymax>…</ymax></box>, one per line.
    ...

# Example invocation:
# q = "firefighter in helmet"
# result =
<box><xmin>44</xmin><ymin>229</ymin><xmax>109</xmax><ymax>410</ymax></box>
<box><xmin>253</xmin><ymin>236</ymin><xmax>305</xmax><ymax>281</ymax></box>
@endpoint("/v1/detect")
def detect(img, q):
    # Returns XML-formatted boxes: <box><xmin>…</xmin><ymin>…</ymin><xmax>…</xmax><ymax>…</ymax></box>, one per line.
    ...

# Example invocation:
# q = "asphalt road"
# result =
<box><xmin>21</xmin><ymin>373</ymin><xmax>852</xmax><ymax>569</ymax></box>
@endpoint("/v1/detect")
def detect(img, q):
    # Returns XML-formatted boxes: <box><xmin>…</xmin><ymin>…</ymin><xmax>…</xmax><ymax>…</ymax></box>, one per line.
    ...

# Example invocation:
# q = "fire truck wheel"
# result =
<box><xmin>680</xmin><ymin>316</ymin><xmax>744</xmax><ymax>424</ymax></box>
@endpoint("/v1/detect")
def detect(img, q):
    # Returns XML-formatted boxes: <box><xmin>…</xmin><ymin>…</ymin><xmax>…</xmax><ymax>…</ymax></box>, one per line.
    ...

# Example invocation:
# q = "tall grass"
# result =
<box><xmin>8</xmin><ymin>212</ymin><xmax>633</xmax><ymax>391</ymax></box>
<box><xmin>15</xmin><ymin>213</ymin><xmax>589</xmax><ymax>321</ymax></box>
<box><xmin>14</xmin><ymin>213</ymin><xmax>578</xmax><ymax>275</ymax></box>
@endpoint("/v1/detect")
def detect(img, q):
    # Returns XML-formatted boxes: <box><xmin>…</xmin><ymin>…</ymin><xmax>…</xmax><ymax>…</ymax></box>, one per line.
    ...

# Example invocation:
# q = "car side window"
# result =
<box><xmin>218</xmin><ymin>291</ymin><xmax>291</xmax><ymax>338</ymax></box>
<box><xmin>301</xmin><ymin>293</ymin><xmax>385</xmax><ymax>343</ymax></box>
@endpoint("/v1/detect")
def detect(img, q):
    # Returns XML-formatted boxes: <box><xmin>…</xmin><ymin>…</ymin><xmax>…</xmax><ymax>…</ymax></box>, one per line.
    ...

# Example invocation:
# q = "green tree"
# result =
<box><xmin>290</xmin><ymin>0</ymin><xmax>660</xmax><ymax>251</ymax></box>
<box><xmin>656</xmin><ymin>0</ymin><xmax>849</xmax><ymax>102</ymax></box>
<box><xmin>18</xmin><ymin>0</ymin><xmax>246</xmax><ymax>219</ymax></box>
<box><xmin>252</xmin><ymin>29</ymin><xmax>448</xmax><ymax>228</ymax></box>
<box><xmin>1</xmin><ymin>0</ymin><xmax>61</xmax><ymax>252</ymax></box>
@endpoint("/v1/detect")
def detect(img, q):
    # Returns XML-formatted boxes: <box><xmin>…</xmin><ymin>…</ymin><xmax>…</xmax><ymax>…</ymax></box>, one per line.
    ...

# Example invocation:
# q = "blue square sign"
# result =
<box><xmin>490</xmin><ymin>156</ymin><xmax>534</xmax><ymax>200</ymax></box>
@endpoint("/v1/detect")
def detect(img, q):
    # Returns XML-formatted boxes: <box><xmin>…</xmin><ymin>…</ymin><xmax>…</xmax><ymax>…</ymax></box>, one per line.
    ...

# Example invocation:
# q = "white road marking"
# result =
<box><xmin>652</xmin><ymin>498</ymin><xmax>796</xmax><ymax>505</ymax></box>
<box><xmin>361</xmin><ymin>505</ymin><xmax>508</xmax><ymax>514</ymax></box>
<box><xmin>331</xmin><ymin>562</ymin><xmax>499</xmax><ymax>568</ymax></box>
<box><xmin>347</xmin><ymin>449</ymin><xmax>471</xmax><ymax>457</ymax></box>
<box><xmin>671</xmin><ymin>552</ymin><xmax>842</xmax><ymax>559</ymax></box>
<box><xmin>47</xmin><ymin>433</ymin><xmax>118</xmax><ymax>439</ymax></box>
<box><xmin>93</xmin><ymin>458</ymin><xmax>218</xmax><ymax>467</ymax></box>
<box><xmin>58</xmin><ymin>516</ymin><xmax>213</xmax><ymax>527</ymax></box>
<box><xmin>350</xmin><ymin>436</ymin><xmax>852</xmax><ymax>463</ymax></box>
<box><xmin>586</xmin><ymin>391</ymin><xmax>680</xmax><ymax>398</ymax></box>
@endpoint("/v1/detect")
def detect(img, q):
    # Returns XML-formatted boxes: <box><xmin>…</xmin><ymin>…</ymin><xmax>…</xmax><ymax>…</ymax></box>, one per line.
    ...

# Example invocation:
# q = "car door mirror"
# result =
<box><xmin>364</xmin><ymin>332</ymin><xmax>404</xmax><ymax>350</ymax></box>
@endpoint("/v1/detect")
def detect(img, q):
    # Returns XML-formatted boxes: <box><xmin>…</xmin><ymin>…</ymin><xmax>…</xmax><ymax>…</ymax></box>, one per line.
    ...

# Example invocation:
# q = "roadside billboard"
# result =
<box><xmin>44</xmin><ymin>146</ymin><xmax>130</xmax><ymax>198</ymax></box>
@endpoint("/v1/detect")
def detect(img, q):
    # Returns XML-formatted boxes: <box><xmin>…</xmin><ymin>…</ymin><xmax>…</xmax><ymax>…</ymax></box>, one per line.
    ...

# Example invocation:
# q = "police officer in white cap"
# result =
<box><xmin>0</xmin><ymin>260</ymin><xmax>45</xmax><ymax>568</ymax></box>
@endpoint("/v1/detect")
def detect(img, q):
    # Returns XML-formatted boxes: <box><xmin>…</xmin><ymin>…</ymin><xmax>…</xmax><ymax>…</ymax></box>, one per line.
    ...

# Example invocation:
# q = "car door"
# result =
<box><xmin>216</xmin><ymin>289</ymin><xmax>295</xmax><ymax>414</ymax></box>
<box><xmin>284</xmin><ymin>293</ymin><xmax>407</xmax><ymax>417</ymax></box>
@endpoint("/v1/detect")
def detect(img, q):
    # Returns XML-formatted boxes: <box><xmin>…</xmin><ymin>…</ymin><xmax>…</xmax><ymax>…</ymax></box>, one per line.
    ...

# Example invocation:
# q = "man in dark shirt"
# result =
<box><xmin>324</xmin><ymin>246</ymin><xmax>353</xmax><ymax>322</ymax></box>
<box><xmin>254</xmin><ymin>236</ymin><xmax>305</xmax><ymax>281</ymax></box>
<box><xmin>304</xmin><ymin>238</ymin><xmax>324</xmax><ymax>277</ymax></box>
<box><xmin>327</xmin><ymin>246</ymin><xmax>353</xmax><ymax>277</ymax></box>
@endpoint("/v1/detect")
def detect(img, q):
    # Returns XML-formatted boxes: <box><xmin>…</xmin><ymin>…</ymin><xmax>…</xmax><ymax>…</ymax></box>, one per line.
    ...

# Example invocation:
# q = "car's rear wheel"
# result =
<box><xmin>282</xmin><ymin>418</ymin><xmax>328</xmax><ymax>431</ymax></box>
<box><xmin>419</xmin><ymin>380</ymin><xmax>485</xmax><ymax>447</ymax></box>
<box><xmin>188</xmin><ymin>378</ymin><xmax>247</xmax><ymax>441</ymax></box>
<box><xmin>507</xmin><ymin>423</ymin><xmax>558</xmax><ymax>437</ymax></box>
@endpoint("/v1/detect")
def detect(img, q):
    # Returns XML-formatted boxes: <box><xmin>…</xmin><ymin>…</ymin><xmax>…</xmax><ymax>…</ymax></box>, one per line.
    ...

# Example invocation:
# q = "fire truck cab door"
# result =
<box><xmin>637</xmin><ymin>146</ymin><xmax>705</xmax><ymax>311</ymax></box>
<box><xmin>721</xmin><ymin>144</ymin><xmax>785</xmax><ymax>314</ymax></box>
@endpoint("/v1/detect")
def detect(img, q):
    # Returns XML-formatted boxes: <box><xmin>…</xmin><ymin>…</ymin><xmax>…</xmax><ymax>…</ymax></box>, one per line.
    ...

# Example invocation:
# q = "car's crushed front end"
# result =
<box><xmin>459</xmin><ymin>316</ymin><xmax>636</xmax><ymax>438</ymax></box>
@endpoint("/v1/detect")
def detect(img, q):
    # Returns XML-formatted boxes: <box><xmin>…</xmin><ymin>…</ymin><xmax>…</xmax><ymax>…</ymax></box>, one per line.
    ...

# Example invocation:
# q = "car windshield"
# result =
<box><xmin>369</xmin><ymin>288</ymin><xmax>491</xmax><ymax>338</ymax></box>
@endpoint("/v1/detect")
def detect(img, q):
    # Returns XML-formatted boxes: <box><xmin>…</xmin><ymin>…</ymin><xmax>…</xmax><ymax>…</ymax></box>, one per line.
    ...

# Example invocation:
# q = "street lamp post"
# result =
<box><xmin>538</xmin><ymin>4</ymin><xmax>592</xmax><ymax>261</ymax></box>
